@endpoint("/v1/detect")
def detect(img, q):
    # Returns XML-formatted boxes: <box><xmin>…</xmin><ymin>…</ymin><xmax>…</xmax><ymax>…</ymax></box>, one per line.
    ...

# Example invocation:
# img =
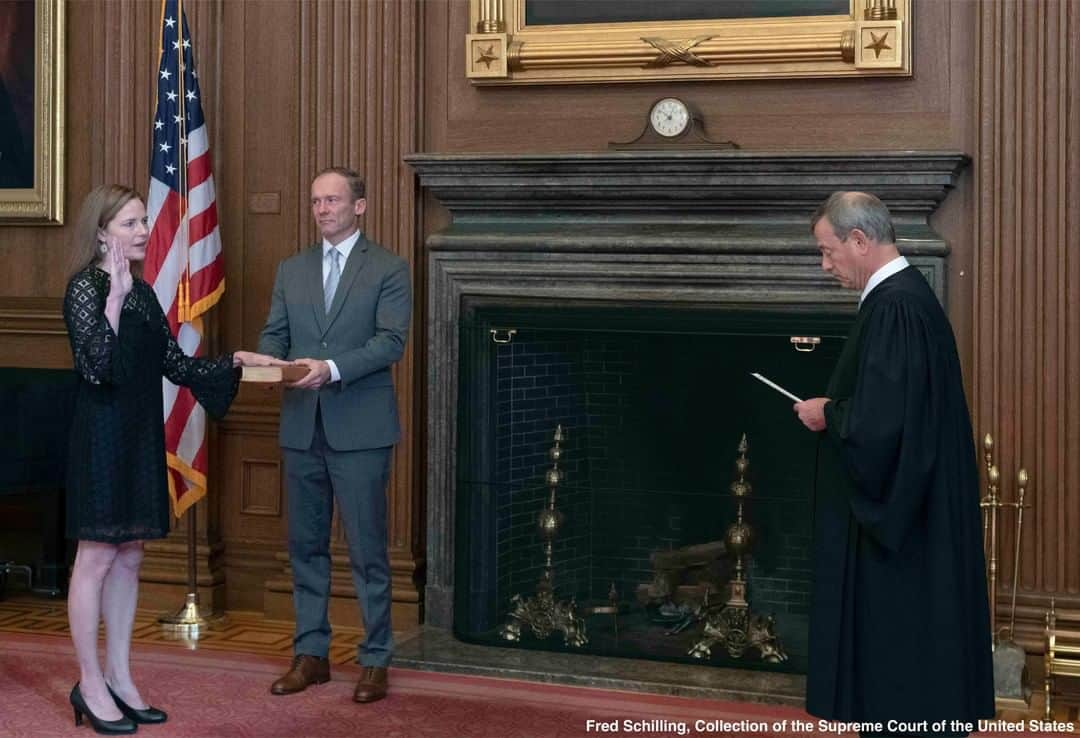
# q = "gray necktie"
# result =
<box><xmin>324</xmin><ymin>247</ymin><xmax>341</xmax><ymax>313</ymax></box>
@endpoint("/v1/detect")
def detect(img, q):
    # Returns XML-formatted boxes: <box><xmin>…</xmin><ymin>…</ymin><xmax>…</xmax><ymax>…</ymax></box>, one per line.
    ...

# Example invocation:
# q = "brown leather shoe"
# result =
<box><xmin>352</xmin><ymin>666</ymin><xmax>388</xmax><ymax>703</ymax></box>
<box><xmin>270</xmin><ymin>654</ymin><xmax>330</xmax><ymax>695</ymax></box>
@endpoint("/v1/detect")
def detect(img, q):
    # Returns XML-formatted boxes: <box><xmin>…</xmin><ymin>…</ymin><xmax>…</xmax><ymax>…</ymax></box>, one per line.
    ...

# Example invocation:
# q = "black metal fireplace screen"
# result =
<box><xmin>453</xmin><ymin>303</ymin><xmax>850</xmax><ymax>673</ymax></box>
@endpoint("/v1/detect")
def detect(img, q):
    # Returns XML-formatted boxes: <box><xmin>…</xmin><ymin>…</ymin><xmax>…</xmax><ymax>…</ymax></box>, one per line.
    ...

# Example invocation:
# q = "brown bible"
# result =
<box><xmin>240</xmin><ymin>364</ymin><xmax>310</xmax><ymax>383</ymax></box>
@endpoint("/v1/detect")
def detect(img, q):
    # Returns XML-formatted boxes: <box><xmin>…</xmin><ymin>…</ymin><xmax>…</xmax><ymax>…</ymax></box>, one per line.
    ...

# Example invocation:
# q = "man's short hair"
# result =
<box><xmin>315</xmin><ymin>166</ymin><xmax>365</xmax><ymax>201</ymax></box>
<box><xmin>810</xmin><ymin>191</ymin><xmax>896</xmax><ymax>244</ymax></box>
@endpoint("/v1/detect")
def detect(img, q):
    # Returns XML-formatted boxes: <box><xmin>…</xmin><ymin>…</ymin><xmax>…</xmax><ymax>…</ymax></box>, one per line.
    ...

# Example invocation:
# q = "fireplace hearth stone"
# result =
<box><xmin>396</xmin><ymin>626</ymin><xmax>806</xmax><ymax>705</ymax></box>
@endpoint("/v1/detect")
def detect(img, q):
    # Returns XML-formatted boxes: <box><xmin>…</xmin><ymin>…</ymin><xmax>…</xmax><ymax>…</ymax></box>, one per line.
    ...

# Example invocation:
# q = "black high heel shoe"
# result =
<box><xmin>69</xmin><ymin>683</ymin><xmax>137</xmax><ymax>735</ymax></box>
<box><xmin>107</xmin><ymin>684</ymin><xmax>168</xmax><ymax>724</ymax></box>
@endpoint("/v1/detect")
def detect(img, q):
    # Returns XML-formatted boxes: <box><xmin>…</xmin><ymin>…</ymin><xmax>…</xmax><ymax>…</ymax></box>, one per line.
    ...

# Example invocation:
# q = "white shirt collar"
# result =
<box><xmin>860</xmin><ymin>255</ymin><xmax>909</xmax><ymax>305</ymax></box>
<box><xmin>322</xmin><ymin>229</ymin><xmax>361</xmax><ymax>261</ymax></box>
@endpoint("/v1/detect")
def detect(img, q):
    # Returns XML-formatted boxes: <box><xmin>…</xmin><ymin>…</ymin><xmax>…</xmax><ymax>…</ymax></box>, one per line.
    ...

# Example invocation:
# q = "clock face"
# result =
<box><xmin>649</xmin><ymin>98</ymin><xmax>690</xmax><ymax>138</ymax></box>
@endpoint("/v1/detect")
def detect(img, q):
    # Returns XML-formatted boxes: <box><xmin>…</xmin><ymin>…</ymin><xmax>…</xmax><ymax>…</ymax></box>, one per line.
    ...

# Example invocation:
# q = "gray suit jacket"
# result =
<box><xmin>257</xmin><ymin>234</ymin><xmax>411</xmax><ymax>451</ymax></box>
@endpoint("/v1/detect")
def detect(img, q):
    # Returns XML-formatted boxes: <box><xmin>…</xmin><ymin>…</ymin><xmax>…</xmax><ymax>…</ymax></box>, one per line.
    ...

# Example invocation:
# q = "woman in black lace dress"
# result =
<box><xmin>62</xmin><ymin>185</ymin><xmax>282</xmax><ymax>734</ymax></box>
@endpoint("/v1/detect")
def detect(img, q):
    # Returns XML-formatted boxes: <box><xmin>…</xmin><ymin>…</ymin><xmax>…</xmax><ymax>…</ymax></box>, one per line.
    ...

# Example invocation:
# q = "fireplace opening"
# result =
<box><xmin>453</xmin><ymin>302</ymin><xmax>851</xmax><ymax>674</ymax></box>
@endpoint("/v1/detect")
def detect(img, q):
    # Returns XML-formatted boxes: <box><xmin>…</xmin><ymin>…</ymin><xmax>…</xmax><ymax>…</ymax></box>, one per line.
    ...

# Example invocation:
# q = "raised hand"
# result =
<box><xmin>105</xmin><ymin>237</ymin><xmax>133</xmax><ymax>300</ymax></box>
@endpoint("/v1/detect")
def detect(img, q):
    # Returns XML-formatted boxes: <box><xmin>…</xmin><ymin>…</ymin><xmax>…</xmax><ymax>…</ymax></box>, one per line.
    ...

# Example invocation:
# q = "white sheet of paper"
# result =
<box><xmin>750</xmin><ymin>372</ymin><xmax>804</xmax><ymax>403</ymax></box>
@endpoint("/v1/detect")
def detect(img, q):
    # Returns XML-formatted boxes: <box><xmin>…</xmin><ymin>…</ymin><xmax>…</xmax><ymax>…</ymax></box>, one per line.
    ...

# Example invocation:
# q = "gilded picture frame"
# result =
<box><xmin>467</xmin><ymin>0</ymin><xmax>910</xmax><ymax>85</ymax></box>
<box><xmin>0</xmin><ymin>0</ymin><xmax>64</xmax><ymax>224</ymax></box>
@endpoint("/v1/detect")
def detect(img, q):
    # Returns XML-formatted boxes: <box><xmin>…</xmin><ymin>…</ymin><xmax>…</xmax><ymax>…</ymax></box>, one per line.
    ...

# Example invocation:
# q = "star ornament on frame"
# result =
<box><xmin>864</xmin><ymin>31</ymin><xmax>892</xmax><ymax>59</ymax></box>
<box><xmin>475</xmin><ymin>44</ymin><xmax>498</xmax><ymax>69</ymax></box>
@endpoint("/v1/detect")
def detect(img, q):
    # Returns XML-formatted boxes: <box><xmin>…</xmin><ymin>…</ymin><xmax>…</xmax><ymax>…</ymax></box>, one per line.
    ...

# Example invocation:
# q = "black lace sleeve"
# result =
<box><xmin>63</xmin><ymin>270</ymin><xmax>136</xmax><ymax>385</ymax></box>
<box><xmin>150</xmin><ymin>287</ymin><xmax>240</xmax><ymax>420</ymax></box>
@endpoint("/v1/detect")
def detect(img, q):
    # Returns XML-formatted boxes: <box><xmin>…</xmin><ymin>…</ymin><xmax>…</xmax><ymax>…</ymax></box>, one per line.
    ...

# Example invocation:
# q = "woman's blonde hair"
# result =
<box><xmin>67</xmin><ymin>184</ymin><xmax>144</xmax><ymax>279</ymax></box>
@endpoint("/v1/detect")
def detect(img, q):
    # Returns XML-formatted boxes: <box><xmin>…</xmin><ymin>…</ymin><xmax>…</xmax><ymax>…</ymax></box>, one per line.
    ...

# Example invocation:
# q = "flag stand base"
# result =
<box><xmin>158</xmin><ymin>591</ymin><xmax>225</xmax><ymax>637</ymax></box>
<box><xmin>158</xmin><ymin>505</ymin><xmax>224</xmax><ymax>641</ymax></box>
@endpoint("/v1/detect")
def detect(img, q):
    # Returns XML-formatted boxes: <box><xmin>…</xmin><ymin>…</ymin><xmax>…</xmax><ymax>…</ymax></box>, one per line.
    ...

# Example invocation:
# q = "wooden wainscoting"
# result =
<box><xmin>0</xmin><ymin>298</ymin><xmax>71</xmax><ymax>370</ymax></box>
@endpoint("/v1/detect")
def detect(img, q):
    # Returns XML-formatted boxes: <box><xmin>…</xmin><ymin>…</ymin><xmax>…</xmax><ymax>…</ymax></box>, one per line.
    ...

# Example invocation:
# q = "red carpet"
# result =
<box><xmin>0</xmin><ymin>631</ymin><xmax>810</xmax><ymax>738</ymax></box>
<box><xmin>0</xmin><ymin>632</ymin><xmax>1073</xmax><ymax>737</ymax></box>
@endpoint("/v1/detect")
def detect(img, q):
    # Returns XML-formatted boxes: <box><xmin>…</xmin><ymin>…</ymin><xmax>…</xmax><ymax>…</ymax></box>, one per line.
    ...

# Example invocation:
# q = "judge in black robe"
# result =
<box><xmin>795</xmin><ymin>192</ymin><xmax>994</xmax><ymax>735</ymax></box>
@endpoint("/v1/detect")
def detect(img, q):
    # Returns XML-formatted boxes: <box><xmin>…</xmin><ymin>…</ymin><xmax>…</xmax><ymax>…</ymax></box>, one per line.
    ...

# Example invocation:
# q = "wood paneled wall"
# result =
<box><xmin>973</xmin><ymin>0</ymin><xmax>1080</xmax><ymax>649</ymax></box>
<box><xmin>0</xmin><ymin>0</ymin><xmax>1075</xmax><ymax>648</ymax></box>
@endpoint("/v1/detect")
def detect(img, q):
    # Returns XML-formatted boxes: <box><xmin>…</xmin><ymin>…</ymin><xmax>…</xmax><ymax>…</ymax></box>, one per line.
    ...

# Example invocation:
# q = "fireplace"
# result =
<box><xmin>408</xmin><ymin>151</ymin><xmax>966</xmax><ymax>673</ymax></box>
<box><xmin>453</xmin><ymin>302</ymin><xmax>853</xmax><ymax>672</ymax></box>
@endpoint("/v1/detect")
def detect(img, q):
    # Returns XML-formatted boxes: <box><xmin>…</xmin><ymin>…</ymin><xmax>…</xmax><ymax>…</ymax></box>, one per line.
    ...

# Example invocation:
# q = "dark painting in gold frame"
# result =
<box><xmin>523</xmin><ymin>1</ymin><xmax>851</xmax><ymax>26</ymax></box>
<box><xmin>466</xmin><ymin>0</ymin><xmax>910</xmax><ymax>85</ymax></box>
<box><xmin>0</xmin><ymin>0</ymin><xmax>64</xmax><ymax>224</ymax></box>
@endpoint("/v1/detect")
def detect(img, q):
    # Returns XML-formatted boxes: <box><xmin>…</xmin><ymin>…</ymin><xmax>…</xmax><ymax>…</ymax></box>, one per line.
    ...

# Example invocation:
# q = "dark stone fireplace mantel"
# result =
<box><xmin>408</xmin><ymin>150</ymin><xmax>967</xmax><ymax>217</ymax></box>
<box><xmin>406</xmin><ymin>150</ymin><xmax>969</xmax><ymax>630</ymax></box>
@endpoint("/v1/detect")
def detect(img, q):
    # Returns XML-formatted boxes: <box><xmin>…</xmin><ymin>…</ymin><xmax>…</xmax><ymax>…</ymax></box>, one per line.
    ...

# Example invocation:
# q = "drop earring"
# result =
<box><xmin>98</xmin><ymin>241</ymin><xmax>108</xmax><ymax>254</ymax></box>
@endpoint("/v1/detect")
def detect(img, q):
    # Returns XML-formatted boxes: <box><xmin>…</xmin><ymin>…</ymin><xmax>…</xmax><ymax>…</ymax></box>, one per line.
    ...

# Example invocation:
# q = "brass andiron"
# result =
<box><xmin>688</xmin><ymin>434</ymin><xmax>786</xmax><ymax>663</ymax></box>
<box><xmin>498</xmin><ymin>425</ymin><xmax>587</xmax><ymax>647</ymax></box>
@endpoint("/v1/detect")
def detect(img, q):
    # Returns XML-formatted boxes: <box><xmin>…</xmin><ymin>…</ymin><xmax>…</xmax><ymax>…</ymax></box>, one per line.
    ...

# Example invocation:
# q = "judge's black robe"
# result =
<box><xmin>806</xmin><ymin>266</ymin><xmax>994</xmax><ymax>728</ymax></box>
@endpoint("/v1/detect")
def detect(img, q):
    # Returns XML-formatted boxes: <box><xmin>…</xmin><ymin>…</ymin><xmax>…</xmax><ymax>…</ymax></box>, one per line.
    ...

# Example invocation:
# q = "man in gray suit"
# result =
<box><xmin>258</xmin><ymin>166</ymin><xmax>410</xmax><ymax>704</ymax></box>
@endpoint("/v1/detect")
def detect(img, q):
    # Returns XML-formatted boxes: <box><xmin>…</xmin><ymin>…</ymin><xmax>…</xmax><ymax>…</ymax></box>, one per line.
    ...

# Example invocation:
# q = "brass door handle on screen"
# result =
<box><xmin>790</xmin><ymin>336</ymin><xmax>821</xmax><ymax>352</ymax></box>
<box><xmin>490</xmin><ymin>328</ymin><xmax>517</xmax><ymax>344</ymax></box>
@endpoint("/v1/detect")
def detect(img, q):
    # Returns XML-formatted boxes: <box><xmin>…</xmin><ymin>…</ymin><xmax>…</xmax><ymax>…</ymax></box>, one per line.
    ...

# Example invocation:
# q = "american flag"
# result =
<box><xmin>144</xmin><ymin>0</ymin><xmax>224</xmax><ymax>518</ymax></box>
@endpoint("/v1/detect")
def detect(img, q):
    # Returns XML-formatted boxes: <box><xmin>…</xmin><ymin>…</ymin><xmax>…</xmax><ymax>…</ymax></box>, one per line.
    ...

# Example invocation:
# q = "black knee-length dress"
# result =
<box><xmin>63</xmin><ymin>267</ymin><xmax>240</xmax><ymax>543</ymax></box>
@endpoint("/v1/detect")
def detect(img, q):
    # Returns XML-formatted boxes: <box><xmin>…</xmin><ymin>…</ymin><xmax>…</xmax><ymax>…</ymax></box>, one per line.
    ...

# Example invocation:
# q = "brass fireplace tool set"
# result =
<box><xmin>499</xmin><ymin>425</ymin><xmax>588</xmax><ymax>647</ymax></box>
<box><xmin>980</xmin><ymin>432</ymin><xmax>1033</xmax><ymax>708</ymax></box>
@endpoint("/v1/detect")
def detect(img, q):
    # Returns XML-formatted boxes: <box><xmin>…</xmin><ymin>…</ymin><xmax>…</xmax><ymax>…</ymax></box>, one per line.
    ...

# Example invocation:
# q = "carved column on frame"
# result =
<box><xmin>264</xmin><ymin>0</ymin><xmax>423</xmax><ymax>626</ymax></box>
<box><xmin>466</xmin><ymin>0</ymin><xmax>507</xmax><ymax>79</ymax></box>
<box><xmin>972</xmin><ymin>0</ymin><xmax>1080</xmax><ymax>651</ymax></box>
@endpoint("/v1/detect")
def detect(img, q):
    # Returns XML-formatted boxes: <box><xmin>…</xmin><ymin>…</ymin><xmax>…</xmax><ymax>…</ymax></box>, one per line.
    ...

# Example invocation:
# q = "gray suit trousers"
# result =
<box><xmin>283</xmin><ymin>409</ymin><xmax>393</xmax><ymax>666</ymax></box>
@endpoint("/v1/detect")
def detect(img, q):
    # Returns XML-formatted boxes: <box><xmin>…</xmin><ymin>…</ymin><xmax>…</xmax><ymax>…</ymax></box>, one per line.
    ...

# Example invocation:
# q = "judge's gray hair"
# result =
<box><xmin>811</xmin><ymin>191</ymin><xmax>896</xmax><ymax>245</ymax></box>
